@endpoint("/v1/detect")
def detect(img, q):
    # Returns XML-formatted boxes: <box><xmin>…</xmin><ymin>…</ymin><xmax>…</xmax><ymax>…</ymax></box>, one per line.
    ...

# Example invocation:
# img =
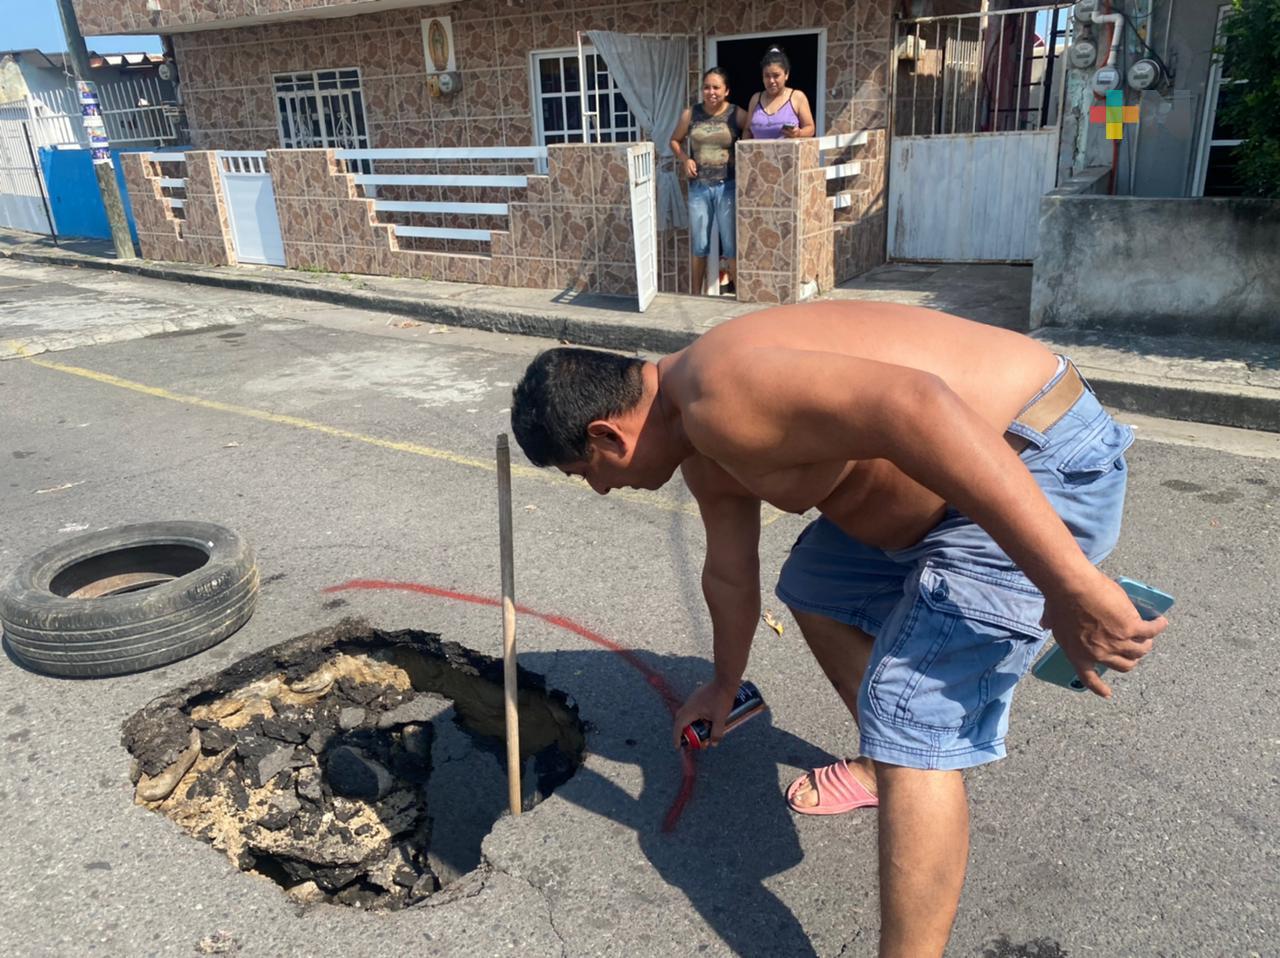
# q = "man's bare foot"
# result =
<box><xmin>790</xmin><ymin>757</ymin><xmax>879</xmax><ymax>809</ymax></box>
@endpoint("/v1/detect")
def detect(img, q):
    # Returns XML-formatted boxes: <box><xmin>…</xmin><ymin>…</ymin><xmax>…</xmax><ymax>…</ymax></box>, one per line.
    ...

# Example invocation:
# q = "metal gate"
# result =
<box><xmin>218</xmin><ymin>151</ymin><xmax>285</xmax><ymax>267</ymax></box>
<box><xmin>0</xmin><ymin>100</ymin><xmax>54</xmax><ymax>234</ymax></box>
<box><xmin>889</xmin><ymin>3</ymin><xmax>1071</xmax><ymax>262</ymax></box>
<box><xmin>628</xmin><ymin>143</ymin><xmax>657</xmax><ymax>312</ymax></box>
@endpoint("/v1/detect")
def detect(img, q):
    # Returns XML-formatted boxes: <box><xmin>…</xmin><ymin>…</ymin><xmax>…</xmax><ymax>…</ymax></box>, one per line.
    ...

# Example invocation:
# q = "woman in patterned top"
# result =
<box><xmin>670</xmin><ymin>68</ymin><xmax>749</xmax><ymax>296</ymax></box>
<box><xmin>743</xmin><ymin>46</ymin><xmax>816</xmax><ymax>140</ymax></box>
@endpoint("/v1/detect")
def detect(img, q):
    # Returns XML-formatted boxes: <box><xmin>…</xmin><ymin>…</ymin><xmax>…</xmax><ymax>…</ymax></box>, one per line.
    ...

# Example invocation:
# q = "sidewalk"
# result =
<box><xmin>3</xmin><ymin>228</ymin><xmax>1277</xmax><ymax>433</ymax></box>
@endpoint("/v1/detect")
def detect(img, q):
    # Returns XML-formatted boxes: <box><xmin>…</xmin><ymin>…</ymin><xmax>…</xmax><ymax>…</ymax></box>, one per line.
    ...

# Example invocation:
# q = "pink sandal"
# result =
<box><xmin>786</xmin><ymin>760</ymin><xmax>880</xmax><ymax>816</ymax></box>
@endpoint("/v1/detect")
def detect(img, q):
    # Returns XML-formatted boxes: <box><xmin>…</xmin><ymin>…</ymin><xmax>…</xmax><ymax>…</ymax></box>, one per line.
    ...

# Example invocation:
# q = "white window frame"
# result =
<box><xmin>1192</xmin><ymin>5</ymin><xmax>1246</xmax><ymax>196</ymax></box>
<box><xmin>705</xmin><ymin>29</ymin><xmax>827</xmax><ymax>137</ymax></box>
<box><xmin>529</xmin><ymin>47</ymin><xmax>641</xmax><ymax>155</ymax></box>
<box><xmin>273</xmin><ymin>68</ymin><xmax>371</xmax><ymax>154</ymax></box>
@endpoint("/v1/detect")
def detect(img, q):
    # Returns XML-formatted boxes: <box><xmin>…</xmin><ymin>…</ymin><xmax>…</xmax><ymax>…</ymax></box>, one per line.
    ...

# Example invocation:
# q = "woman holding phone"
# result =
<box><xmin>671</xmin><ymin>68</ymin><xmax>749</xmax><ymax>296</ymax></box>
<box><xmin>743</xmin><ymin>46</ymin><xmax>816</xmax><ymax>140</ymax></box>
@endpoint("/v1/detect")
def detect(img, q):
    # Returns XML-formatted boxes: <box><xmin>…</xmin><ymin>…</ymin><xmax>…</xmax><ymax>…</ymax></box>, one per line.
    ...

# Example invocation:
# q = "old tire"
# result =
<box><xmin>0</xmin><ymin>521</ymin><xmax>258</xmax><ymax>678</ymax></box>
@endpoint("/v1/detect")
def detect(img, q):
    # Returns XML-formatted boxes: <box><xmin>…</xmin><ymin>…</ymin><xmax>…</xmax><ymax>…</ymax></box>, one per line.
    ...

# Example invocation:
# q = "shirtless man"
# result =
<box><xmin>509</xmin><ymin>302</ymin><xmax>1166</xmax><ymax>956</ymax></box>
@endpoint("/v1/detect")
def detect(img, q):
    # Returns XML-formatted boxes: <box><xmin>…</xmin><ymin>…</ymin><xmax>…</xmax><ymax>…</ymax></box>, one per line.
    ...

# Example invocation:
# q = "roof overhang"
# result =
<box><xmin>94</xmin><ymin>0</ymin><xmax>454</xmax><ymax>36</ymax></box>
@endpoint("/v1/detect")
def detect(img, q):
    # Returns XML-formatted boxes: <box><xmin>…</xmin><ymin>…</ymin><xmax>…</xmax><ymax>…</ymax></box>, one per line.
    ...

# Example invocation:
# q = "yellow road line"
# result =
<box><xmin>23</xmin><ymin>353</ymin><xmax>800</xmax><ymax>524</ymax></box>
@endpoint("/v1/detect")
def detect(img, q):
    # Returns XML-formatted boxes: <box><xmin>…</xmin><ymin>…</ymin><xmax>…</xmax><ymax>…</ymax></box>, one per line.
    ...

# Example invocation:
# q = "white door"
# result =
<box><xmin>628</xmin><ymin>143</ymin><xmax>658</xmax><ymax>312</ymax></box>
<box><xmin>218</xmin><ymin>151</ymin><xmax>285</xmax><ymax>267</ymax></box>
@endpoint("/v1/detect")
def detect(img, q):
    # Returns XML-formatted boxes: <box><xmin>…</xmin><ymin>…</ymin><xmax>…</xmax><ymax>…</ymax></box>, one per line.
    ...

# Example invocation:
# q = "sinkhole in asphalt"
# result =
<box><xmin>122</xmin><ymin>620</ymin><xmax>584</xmax><ymax>910</ymax></box>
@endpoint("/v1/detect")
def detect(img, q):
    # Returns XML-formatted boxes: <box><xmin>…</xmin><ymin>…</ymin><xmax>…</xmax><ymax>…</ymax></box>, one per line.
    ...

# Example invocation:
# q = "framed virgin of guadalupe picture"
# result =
<box><xmin>421</xmin><ymin>16</ymin><xmax>457</xmax><ymax>74</ymax></box>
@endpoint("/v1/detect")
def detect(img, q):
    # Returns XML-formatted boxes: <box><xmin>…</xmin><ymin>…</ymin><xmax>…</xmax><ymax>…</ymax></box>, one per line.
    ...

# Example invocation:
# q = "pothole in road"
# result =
<box><xmin>122</xmin><ymin>620</ymin><xmax>584</xmax><ymax>910</ymax></box>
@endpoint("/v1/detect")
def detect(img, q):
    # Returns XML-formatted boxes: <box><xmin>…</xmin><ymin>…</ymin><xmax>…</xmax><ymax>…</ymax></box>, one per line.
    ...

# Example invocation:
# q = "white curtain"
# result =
<box><xmin>586</xmin><ymin>30</ymin><xmax>689</xmax><ymax>231</ymax></box>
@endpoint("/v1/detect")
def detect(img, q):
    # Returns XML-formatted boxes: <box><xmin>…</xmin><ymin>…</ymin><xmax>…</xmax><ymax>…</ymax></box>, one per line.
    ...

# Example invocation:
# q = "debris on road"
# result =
<box><xmin>34</xmin><ymin>480</ymin><xmax>86</xmax><ymax>495</ymax></box>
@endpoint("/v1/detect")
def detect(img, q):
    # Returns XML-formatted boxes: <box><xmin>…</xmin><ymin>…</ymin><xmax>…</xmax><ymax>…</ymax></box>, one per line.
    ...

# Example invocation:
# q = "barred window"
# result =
<box><xmin>531</xmin><ymin>49</ymin><xmax>639</xmax><ymax>146</ymax></box>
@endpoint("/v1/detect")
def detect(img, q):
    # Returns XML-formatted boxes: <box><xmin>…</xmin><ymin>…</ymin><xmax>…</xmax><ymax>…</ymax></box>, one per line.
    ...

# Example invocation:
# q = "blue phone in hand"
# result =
<box><xmin>1032</xmin><ymin>577</ymin><xmax>1174</xmax><ymax>692</ymax></box>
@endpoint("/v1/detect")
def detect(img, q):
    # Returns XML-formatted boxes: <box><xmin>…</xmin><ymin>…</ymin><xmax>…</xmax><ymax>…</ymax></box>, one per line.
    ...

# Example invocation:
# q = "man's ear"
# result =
<box><xmin>585</xmin><ymin>420</ymin><xmax>628</xmax><ymax>458</ymax></box>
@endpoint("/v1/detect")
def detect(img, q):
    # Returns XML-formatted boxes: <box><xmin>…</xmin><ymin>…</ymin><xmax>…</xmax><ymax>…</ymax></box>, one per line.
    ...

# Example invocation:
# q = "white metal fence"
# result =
<box><xmin>0</xmin><ymin>99</ymin><xmax>55</xmax><ymax>233</ymax></box>
<box><xmin>894</xmin><ymin>3</ymin><xmax>1072</xmax><ymax>136</ymax></box>
<box><xmin>24</xmin><ymin>78</ymin><xmax>179</xmax><ymax>149</ymax></box>
<box><xmin>627</xmin><ymin>143</ymin><xmax>657</xmax><ymax>312</ymax></box>
<box><xmin>144</xmin><ymin>151</ymin><xmax>188</xmax><ymax>220</ymax></box>
<box><xmin>335</xmin><ymin>146</ymin><xmax>548</xmax><ymax>246</ymax></box>
<box><xmin>818</xmin><ymin>130</ymin><xmax>869</xmax><ymax>211</ymax></box>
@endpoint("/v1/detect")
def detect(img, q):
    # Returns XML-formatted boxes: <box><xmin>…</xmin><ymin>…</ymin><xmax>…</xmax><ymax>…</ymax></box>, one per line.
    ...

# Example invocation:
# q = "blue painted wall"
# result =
<box><xmin>37</xmin><ymin>147</ymin><xmax>189</xmax><ymax>242</ymax></box>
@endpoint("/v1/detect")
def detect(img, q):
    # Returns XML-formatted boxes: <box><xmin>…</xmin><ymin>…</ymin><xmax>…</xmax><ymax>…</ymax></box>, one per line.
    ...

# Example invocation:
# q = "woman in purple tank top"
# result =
<box><xmin>742</xmin><ymin>46</ymin><xmax>816</xmax><ymax>141</ymax></box>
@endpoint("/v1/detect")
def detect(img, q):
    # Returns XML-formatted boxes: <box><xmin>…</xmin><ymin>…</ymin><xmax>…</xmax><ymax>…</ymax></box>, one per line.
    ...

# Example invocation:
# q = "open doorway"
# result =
<box><xmin>693</xmin><ymin>30</ymin><xmax>826</xmax><ymax>296</ymax></box>
<box><xmin>708</xmin><ymin>30</ymin><xmax>826</xmax><ymax>136</ymax></box>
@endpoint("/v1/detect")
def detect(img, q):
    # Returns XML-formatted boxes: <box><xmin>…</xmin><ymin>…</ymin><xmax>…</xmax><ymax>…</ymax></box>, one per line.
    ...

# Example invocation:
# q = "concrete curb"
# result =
<box><xmin>5</xmin><ymin>243</ymin><xmax>1278</xmax><ymax>434</ymax></box>
<box><xmin>0</xmin><ymin>246</ymin><xmax>699</xmax><ymax>355</ymax></box>
<box><xmin>1079</xmin><ymin>366</ymin><xmax>1280</xmax><ymax>435</ymax></box>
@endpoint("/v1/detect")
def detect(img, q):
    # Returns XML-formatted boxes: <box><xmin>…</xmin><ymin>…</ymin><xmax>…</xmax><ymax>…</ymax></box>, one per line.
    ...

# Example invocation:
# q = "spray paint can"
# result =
<box><xmin>680</xmin><ymin>681</ymin><xmax>767</xmax><ymax>750</ymax></box>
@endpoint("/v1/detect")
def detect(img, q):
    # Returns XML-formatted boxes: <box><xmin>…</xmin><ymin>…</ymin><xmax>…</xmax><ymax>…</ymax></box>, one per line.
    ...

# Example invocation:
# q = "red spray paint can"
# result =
<box><xmin>680</xmin><ymin>681</ymin><xmax>767</xmax><ymax>750</ymax></box>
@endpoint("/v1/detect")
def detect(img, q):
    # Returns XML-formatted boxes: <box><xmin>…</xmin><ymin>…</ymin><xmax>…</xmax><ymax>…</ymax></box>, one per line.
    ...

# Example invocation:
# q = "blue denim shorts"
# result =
<box><xmin>775</xmin><ymin>359</ymin><xmax>1133</xmax><ymax>770</ymax></box>
<box><xmin>688</xmin><ymin>178</ymin><xmax>737</xmax><ymax>258</ymax></box>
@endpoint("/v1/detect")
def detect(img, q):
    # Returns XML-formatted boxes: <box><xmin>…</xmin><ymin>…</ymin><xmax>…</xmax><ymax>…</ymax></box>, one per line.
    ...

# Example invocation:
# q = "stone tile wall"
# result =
<box><xmin>100</xmin><ymin>0</ymin><xmax>898</xmax><ymax>297</ymax></box>
<box><xmin>830</xmin><ymin>128</ymin><xmax>887</xmax><ymax>285</ymax></box>
<box><xmin>122</xmin><ymin>151</ymin><xmax>237</xmax><ymax>266</ymax></box>
<box><xmin>166</xmin><ymin>1</ymin><xmax>893</xmax><ymax>151</ymax></box>
<box><xmin>74</xmin><ymin>0</ymin><xmax>385</xmax><ymax>36</ymax></box>
<box><xmin>736</xmin><ymin>140</ymin><xmax>829</xmax><ymax>305</ymax></box>
<box><xmin>150</xmin><ymin>0</ymin><xmax>894</xmax><ymax>291</ymax></box>
<box><xmin>736</xmin><ymin>129</ymin><xmax>887</xmax><ymax>303</ymax></box>
<box><xmin>261</xmin><ymin>143</ymin><xmax>639</xmax><ymax>294</ymax></box>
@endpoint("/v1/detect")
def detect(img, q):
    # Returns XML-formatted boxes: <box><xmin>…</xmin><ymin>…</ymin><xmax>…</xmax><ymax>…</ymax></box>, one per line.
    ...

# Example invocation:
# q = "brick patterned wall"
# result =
<box><xmin>262</xmin><ymin>143</ymin><xmax>641</xmax><ymax>294</ymax></box>
<box><xmin>122</xmin><ymin>151</ymin><xmax>237</xmax><ymax>266</ymax></box>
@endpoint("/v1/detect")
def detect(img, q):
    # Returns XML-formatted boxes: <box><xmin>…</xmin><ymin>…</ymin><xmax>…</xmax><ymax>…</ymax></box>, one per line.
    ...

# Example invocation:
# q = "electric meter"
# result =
<box><xmin>1092</xmin><ymin>65</ymin><xmax>1121</xmax><ymax>95</ymax></box>
<box><xmin>1127</xmin><ymin>58</ymin><xmax>1162</xmax><ymax>90</ymax></box>
<box><xmin>1068</xmin><ymin>40</ymin><xmax>1098</xmax><ymax>70</ymax></box>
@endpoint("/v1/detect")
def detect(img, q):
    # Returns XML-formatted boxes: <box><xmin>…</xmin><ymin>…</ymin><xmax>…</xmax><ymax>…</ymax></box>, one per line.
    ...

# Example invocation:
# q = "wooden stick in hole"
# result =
<box><xmin>497</xmin><ymin>433</ymin><xmax>521</xmax><ymax>816</ymax></box>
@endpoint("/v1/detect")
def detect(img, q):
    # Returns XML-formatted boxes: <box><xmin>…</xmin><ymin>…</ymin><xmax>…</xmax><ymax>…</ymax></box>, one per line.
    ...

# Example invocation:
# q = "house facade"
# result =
<box><xmin>72</xmin><ymin>0</ymin><xmax>897</xmax><ymax>303</ymax></box>
<box><xmin>68</xmin><ymin>0</ymin><xmax>1265</xmax><ymax>309</ymax></box>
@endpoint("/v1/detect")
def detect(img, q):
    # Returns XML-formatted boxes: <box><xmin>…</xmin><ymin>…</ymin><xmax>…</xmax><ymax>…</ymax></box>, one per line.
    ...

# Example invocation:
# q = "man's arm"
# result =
<box><xmin>686</xmin><ymin>350</ymin><xmax>1164</xmax><ymax>694</ymax></box>
<box><xmin>700</xmin><ymin>488</ymin><xmax>762</xmax><ymax>689</ymax></box>
<box><xmin>671</xmin><ymin>459</ymin><xmax>762</xmax><ymax>745</ymax></box>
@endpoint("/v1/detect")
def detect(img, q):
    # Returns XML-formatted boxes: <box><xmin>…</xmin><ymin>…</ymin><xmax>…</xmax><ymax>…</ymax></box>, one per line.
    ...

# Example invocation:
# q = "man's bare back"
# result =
<box><xmin>664</xmin><ymin>302</ymin><xmax>1060</xmax><ymax>549</ymax></box>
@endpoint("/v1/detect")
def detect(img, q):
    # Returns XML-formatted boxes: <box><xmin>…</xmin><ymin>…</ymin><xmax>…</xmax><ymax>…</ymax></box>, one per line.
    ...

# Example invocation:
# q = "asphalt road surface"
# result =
<box><xmin>1</xmin><ymin>260</ymin><xmax>1277</xmax><ymax>957</ymax></box>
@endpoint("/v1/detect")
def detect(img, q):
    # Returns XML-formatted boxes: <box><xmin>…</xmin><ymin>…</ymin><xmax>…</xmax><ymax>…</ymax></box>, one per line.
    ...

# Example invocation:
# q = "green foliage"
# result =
<box><xmin>1219</xmin><ymin>0</ymin><xmax>1280</xmax><ymax>197</ymax></box>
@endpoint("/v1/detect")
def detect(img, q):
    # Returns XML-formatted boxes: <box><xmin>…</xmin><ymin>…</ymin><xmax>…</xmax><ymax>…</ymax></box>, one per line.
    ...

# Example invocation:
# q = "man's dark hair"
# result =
<box><xmin>511</xmin><ymin>347</ymin><xmax>645</xmax><ymax>467</ymax></box>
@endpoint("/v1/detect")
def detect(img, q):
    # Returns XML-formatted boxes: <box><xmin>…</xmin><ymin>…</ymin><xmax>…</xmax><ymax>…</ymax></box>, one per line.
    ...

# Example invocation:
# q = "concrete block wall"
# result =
<box><xmin>1030</xmin><ymin>196</ymin><xmax>1280</xmax><ymax>339</ymax></box>
<box><xmin>123</xmin><ymin>151</ymin><xmax>237</xmax><ymax>267</ymax></box>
